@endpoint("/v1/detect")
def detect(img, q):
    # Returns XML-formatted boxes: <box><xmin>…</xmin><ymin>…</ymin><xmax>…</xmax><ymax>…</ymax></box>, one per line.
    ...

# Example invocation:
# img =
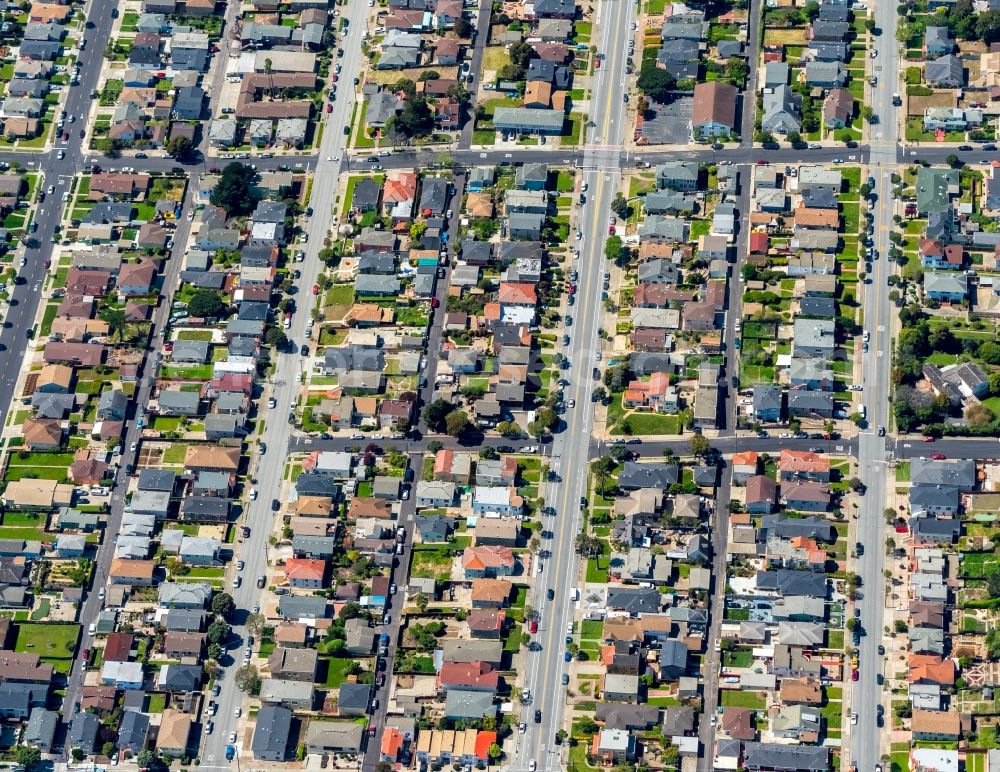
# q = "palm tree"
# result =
<box><xmin>264</xmin><ymin>57</ymin><xmax>273</xmax><ymax>99</ymax></box>
<box><xmin>99</xmin><ymin>308</ymin><xmax>127</xmax><ymax>343</ymax></box>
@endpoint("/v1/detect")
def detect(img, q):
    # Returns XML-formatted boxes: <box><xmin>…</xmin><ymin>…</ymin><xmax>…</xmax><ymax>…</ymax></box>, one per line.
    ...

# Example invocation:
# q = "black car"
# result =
<box><xmin>876</xmin><ymin>715</ymin><xmax>884</xmax><ymax>727</ymax></box>
<box><xmin>855</xmin><ymin>542</ymin><xmax>864</xmax><ymax>556</ymax></box>
<box><xmin>983</xmin><ymin>143</ymin><xmax>997</xmax><ymax>151</ymax></box>
<box><xmin>580</xmin><ymin>496</ymin><xmax>587</xmax><ymax>510</ymax></box>
<box><xmin>876</xmin><ymin>704</ymin><xmax>884</xmax><ymax>716</ymax></box>
<box><xmin>876</xmin><ymin>673</ymin><xmax>884</xmax><ymax>685</ymax></box>
<box><xmin>271</xmin><ymin>499</ymin><xmax>281</xmax><ymax>511</ymax></box>
<box><xmin>259</xmin><ymin>442</ymin><xmax>267</xmax><ymax>454</ymax></box>
<box><xmin>300</xmin><ymin>344</ymin><xmax>309</xmax><ymax>356</ymax></box>
<box><xmin>593</xmin><ymin>367</ymin><xmax>601</xmax><ymax>380</ymax></box>
<box><xmin>534</xmin><ymin>710</ymin><xmax>542</xmax><ymax>723</ymax></box>
<box><xmin>547</xmin><ymin>588</ymin><xmax>554</xmax><ymax>601</ymax></box>
<box><xmin>958</xmin><ymin>145</ymin><xmax>973</xmax><ymax>151</ymax></box>
<box><xmin>877</xmin><ymin>644</ymin><xmax>885</xmax><ymax>655</ymax></box>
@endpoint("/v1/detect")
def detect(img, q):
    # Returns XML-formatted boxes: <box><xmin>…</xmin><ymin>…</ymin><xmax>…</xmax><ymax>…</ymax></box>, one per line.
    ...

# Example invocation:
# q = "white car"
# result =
<box><xmin>851</xmin><ymin>712</ymin><xmax>858</xmax><ymax>725</ymax></box>
<box><xmin>18</xmin><ymin>257</ymin><xmax>25</xmax><ymax>267</ymax></box>
<box><xmin>229</xmin><ymin>732</ymin><xmax>237</xmax><ymax>744</ymax></box>
<box><xmin>535</xmin><ymin>561</ymin><xmax>542</xmax><ymax>574</ymax></box>
<box><xmin>567</xmin><ymin>622</ymin><xmax>573</xmax><ymax>634</ymax></box>
<box><xmin>519</xmin><ymin>722</ymin><xmax>526</xmax><ymax>734</ymax></box>
<box><xmin>234</xmin><ymin>707</ymin><xmax>242</xmax><ymax>718</ymax></box>
<box><xmin>390</xmin><ymin>583</ymin><xmax>397</xmax><ymax>595</ymax></box>
<box><xmin>249</xmin><ymin>489</ymin><xmax>258</xmax><ymax>501</ymax></box>
<box><xmin>98</xmin><ymin>588</ymin><xmax>105</xmax><ymax>599</ymax></box>
<box><xmin>237</xmin><ymin>560</ymin><xmax>245</xmax><ymax>571</ymax></box>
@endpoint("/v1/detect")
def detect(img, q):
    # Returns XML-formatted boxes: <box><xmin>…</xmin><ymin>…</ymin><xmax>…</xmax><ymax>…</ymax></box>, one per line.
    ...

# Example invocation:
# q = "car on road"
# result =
<box><xmin>851</xmin><ymin>669</ymin><xmax>859</xmax><ymax>681</ymax></box>
<box><xmin>237</xmin><ymin>560</ymin><xmax>245</xmax><ymax>571</ymax></box>
<box><xmin>257</xmin><ymin>575</ymin><xmax>266</xmax><ymax>588</ymax></box>
<box><xmin>547</xmin><ymin>588</ymin><xmax>555</xmax><ymax>600</ymax></box>
<box><xmin>271</xmin><ymin>498</ymin><xmax>280</xmax><ymax>511</ymax></box>
<box><xmin>229</xmin><ymin>731</ymin><xmax>237</xmax><ymax>744</ymax></box>
<box><xmin>923</xmin><ymin>435</ymin><xmax>936</xmax><ymax>442</ymax></box>
<box><xmin>534</xmin><ymin>710</ymin><xmax>542</xmax><ymax>723</ymax></box>
<box><xmin>931</xmin><ymin>452</ymin><xmax>947</xmax><ymax>460</ymax></box>
<box><xmin>878</xmin><ymin>644</ymin><xmax>885</xmax><ymax>655</ymax></box>
<box><xmin>519</xmin><ymin>722</ymin><xmax>526</xmax><ymax>734</ymax></box>
<box><xmin>234</xmin><ymin>707</ymin><xmax>241</xmax><ymax>718</ymax></box>
<box><xmin>851</xmin><ymin>712</ymin><xmax>858</xmax><ymax>725</ymax></box>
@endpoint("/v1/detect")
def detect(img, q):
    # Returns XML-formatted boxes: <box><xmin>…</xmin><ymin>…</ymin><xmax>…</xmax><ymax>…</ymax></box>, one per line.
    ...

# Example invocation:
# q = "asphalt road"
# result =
<box><xmin>852</xmin><ymin>1</ymin><xmax>901</xmax><ymax>767</ymax></box>
<box><xmin>507</xmin><ymin>1</ymin><xmax>637</xmax><ymax>770</ymax></box>
<box><xmin>197</xmin><ymin>0</ymin><xmax>373</xmax><ymax>765</ymax></box>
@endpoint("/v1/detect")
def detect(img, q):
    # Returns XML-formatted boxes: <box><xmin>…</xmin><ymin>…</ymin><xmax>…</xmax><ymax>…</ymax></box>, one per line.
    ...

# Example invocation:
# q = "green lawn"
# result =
<box><xmin>580</xmin><ymin>619</ymin><xmax>603</xmax><ymax>640</ymax></box>
<box><xmin>720</xmin><ymin>690</ymin><xmax>766</xmax><ymax>709</ymax></box>
<box><xmin>147</xmin><ymin>692</ymin><xmax>166</xmax><ymax>713</ymax></box>
<box><xmin>323</xmin><ymin>657</ymin><xmax>353</xmax><ymax>687</ymax></box>
<box><xmin>324</xmin><ymin>284</ymin><xmax>356</xmax><ymax>319</ymax></box>
<box><xmin>15</xmin><ymin>623</ymin><xmax>79</xmax><ymax>659</ymax></box>
<box><xmin>585</xmin><ymin>553</ymin><xmax>610</xmax><ymax>582</ymax></box>
<box><xmin>611</xmin><ymin>413</ymin><xmax>680</xmax><ymax>436</ymax></box>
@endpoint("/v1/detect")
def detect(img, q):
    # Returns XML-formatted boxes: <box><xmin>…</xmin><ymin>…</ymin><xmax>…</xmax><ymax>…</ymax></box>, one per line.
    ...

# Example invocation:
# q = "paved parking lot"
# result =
<box><xmin>640</xmin><ymin>97</ymin><xmax>693</xmax><ymax>145</ymax></box>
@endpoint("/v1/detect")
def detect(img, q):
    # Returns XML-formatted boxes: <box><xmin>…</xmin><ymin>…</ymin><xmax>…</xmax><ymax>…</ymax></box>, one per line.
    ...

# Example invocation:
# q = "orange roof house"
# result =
<box><xmin>284</xmin><ymin>558</ymin><xmax>327</xmax><ymax>587</ymax></box>
<box><xmin>473</xmin><ymin>731</ymin><xmax>497</xmax><ymax>761</ymax></box>
<box><xmin>437</xmin><ymin>661</ymin><xmax>500</xmax><ymax>691</ymax></box>
<box><xmin>383</xmin><ymin>171</ymin><xmax>418</xmax><ymax>203</ymax></box>
<box><xmin>908</xmin><ymin>654</ymin><xmax>955</xmax><ymax>685</ymax></box>
<box><xmin>470</xmin><ymin>578</ymin><xmax>512</xmax><ymax>607</ymax></box>
<box><xmin>778</xmin><ymin>449</ymin><xmax>831</xmax><ymax>481</ymax></box>
<box><xmin>381</xmin><ymin>728</ymin><xmax>404</xmax><ymax>761</ymax></box>
<box><xmin>622</xmin><ymin>372</ymin><xmax>674</xmax><ymax>411</ymax></box>
<box><xmin>461</xmin><ymin>546</ymin><xmax>516</xmax><ymax>578</ymax></box>
<box><xmin>498</xmin><ymin>282</ymin><xmax>537</xmax><ymax>306</ymax></box>
<box><xmin>793</xmin><ymin>206</ymin><xmax>839</xmax><ymax>229</ymax></box>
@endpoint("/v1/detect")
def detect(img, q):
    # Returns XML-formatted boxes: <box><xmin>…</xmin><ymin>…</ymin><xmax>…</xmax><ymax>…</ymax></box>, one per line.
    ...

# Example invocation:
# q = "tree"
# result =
<box><xmin>455</xmin><ymin>17</ymin><xmax>473</xmax><ymax>37</ymax></box>
<box><xmin>246</xmin><ymin>612</ymin><xmax>266</xmax><ymax>637</ymax></box>
<box><xmin>604</xmin><ymin>234</ymin><xmax>625</xmax><ymax>263</ymax></box>
<box><xmin>235</xmin><ymin>663</ymin><xmax>261</xmax><ymax>693</ymax></box>
<box><xmin>102</xmin><ymin>742</ymin><xmax>116</xmax><ymax>758</ymax></box>
<box><xmin>166</xmin><ymin>135</ymin><xmax>194</xmax><ymax>161</ymax></box>
<box><xmin>689</xmin><ymin>434</ymin><xmax>711</xmax><ymax>458</ymax></box>
<box><xmin>786</xmin><ymin>130</ymin><xmax>801</xmax><ymax>146</ymax></box>
<box><xmin>610</xmin><ymin>193</ymin><xmax>629</xmax><ymax>220</ymax></box>
<box><xmin>208</xmin><ymin>642</ymin><xmax>223</xmax><ymax>660</ymax></box>
<box><xmin>575</xmin><ymin>533</ymin><xmax>603</xmax><ymax>558</ymax></box>
<box><xmin>423</xmin><ymin>399</ymin><xmax>454</xmax><ymax>432</ymax></box>
<box><xmin>207</xmin><ymin>619</ymin><xmax>230</xmax><ymax>645</ymax></box>
<box><xmin>488</xmin><ymin>743</ymin><xmax>503</xmax><ymax>761</ymax></box>
<box><xmin>636</xmin><ymin>63</ymin><xmax>675</xmax><ymax>102</ymax></box>
<box><xmin>187</xmin><ymin>288</ymin><xmax>225</xmax><ymax>318</ymax></box>
<box><xmin>210</xmin><ymin>162</ymin><xmax>260</xmax><ymax>216</ymax></box>
<box><xmin>211</xmin><ymin>592</ymin><xmax>235</xmax><ymax>618</ymax></box>
<box><xmin>445</xmin><ymin>409</ymin><xmax>469</xmax><ymax>436</ymax></box>
<box><xmin>479</xmin><ymin>446</ymin><xmax>499</xmax><ymax>460</ymax></box>
<box><xmin>99</xmin><ymin>307</ymin><xmax>128</xmax><ymax>342</ymax></box>
<box><xmin>387</xmin><ymin>98</ymin><xmax>434</xmax><ymax>140</ymax></box>
<box><xmin>946</xmin><ymin>153</ymin><xmax>961</xmax><ymax>168</ymax></box>
<box><xmin>987</xmin><ymin>571</ymin><xmax>1000</xmax><ymax>598</ymax></box>
<box><xmin>136</xmin><ymin>750</ymin><xmax>157</xmax><ymax>769</ymax></box>
<box><xmin>13</xmin><ymin>746</ymin><xmax>41</xmax><ymax>771</ymax></box>
<box><xmin>414</xmin><ymin>592</ymin><xmax>429</xmax><ymax>611</ymax></box>
<box><xmin>265</xmin><ymin>327</ymin><xmax>288</xmax><ymax>349</ymax></box>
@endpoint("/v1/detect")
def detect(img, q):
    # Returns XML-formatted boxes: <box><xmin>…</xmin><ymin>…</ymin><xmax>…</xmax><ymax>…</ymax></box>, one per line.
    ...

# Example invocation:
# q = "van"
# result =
<box><xmin>569</xmin><ymin>587</ymin><xmax>579</xmax><ymax>602</ymax></box>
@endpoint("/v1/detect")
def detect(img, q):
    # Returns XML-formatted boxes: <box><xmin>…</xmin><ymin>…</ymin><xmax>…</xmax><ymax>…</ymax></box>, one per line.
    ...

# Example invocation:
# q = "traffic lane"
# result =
<box><xmin>893</xmin><ymin>437</ymin><xmax>1000</xmax><ymax>460</ymax></box>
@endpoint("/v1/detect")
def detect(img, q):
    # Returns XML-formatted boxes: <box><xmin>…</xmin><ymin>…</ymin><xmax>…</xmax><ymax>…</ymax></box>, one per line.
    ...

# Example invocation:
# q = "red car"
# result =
<box><xmin>529</xmin><ymin>619</ymin><xmax>538</xmax><ymax>634</ymax></box>
<box><xmin>923</xmin><ymin>435</ymin><xmax>935</xmax><ymax>442</ymax></box>
<box><xmin>851</xmin><ymin>669</ymin><xmax>859</xmax><ymax>682</ymax></box>
<box><xmin>608</xmin><ymin>225</ymin><xmax>616</xmax><ymax>235</ymax></box>
<box><xmin>431</xmin><ymin>297</ymin><xmax>440</xmax><ymax>308</ymax></box>
<box><xmin>368</xmin><ymin>725</ymin><xmax>377</xmax><ymax>737</ymax></box>
<box><xmin>930</xmin><ymin>452</ymin><xmax>947</xmax><ymax>460</ymax></box>
<box><xmin>756</xmin><ymin>159</ymin><xmax>768</xmax><ymax>165</ymax></box>
<box><xmin>568</xmin><ymin>284</ymin><xmax>576</xmax><ymax>294</ymax></box>
<box><xmin>208</xmin><ymin>167</ymin><xmax>221</xmax><ymax>173</ymax></box>
<box><xmin>595</xmin><ymin>58</ymin><xmax>601</xmax><ymax>68</ymax></box>
<box><xmin>326</xmin><ymin>104</ymin><xmax>333</xmax><ymax>113</ymax></box>
<box><xmin>312</xmin><ymin>284</ymin><xmax>320</xmax><ymax>295</ymax></box>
